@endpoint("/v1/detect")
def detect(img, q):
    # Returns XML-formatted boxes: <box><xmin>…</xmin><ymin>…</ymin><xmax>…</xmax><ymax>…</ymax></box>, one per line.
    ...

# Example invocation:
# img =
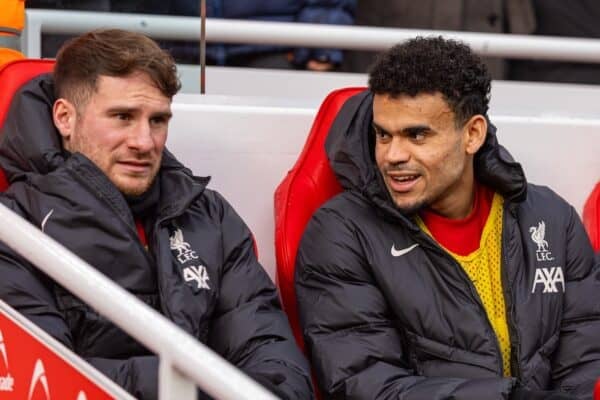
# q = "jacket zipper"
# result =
<box><xmin>415</xmin><ymin>231</ymin><xmax>505</xmax><ymax>376</ymax></box>
<box><xmin>69</xmin><ymin>161</ymin><xmax>199</xmax><ymax>264</ymax></box>
<box><xmin>150</xmin><ymin>205</ymin><xmax>189</xmax><ymax>268</ymax></box>
<box><xmin>500</xmin><ymin>202</ymin><xmax>522</xmax><ymax>380</ymax></box>
<box><xmin>68</xmin><ymin>167</ymin><xmax>154</xmax><ymax>263</ymax></box>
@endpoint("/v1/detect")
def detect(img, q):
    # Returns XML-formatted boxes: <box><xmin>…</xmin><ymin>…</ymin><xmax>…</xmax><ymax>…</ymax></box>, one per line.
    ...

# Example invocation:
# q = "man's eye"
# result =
<box><xmin>410</xmin><ymin>131</ymin><xmax>427</xmax><ymax>141</ymax></box>
<box><xmin>150</xmin><ymin>117</ymin><xmax>166</xmax><ymax>125</ymax></box>
<box><xmin>373</xmin><ymin>126</ymin><xmax>390</xmax><ymax>140</ymax></box>
<box><xmin>116</xmin><ymin>113</ymin><xmax>131</xmax><ymax>121</ymax></box>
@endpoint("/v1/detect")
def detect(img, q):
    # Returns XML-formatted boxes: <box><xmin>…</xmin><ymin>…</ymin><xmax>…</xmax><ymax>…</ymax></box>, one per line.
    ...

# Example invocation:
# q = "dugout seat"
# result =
<box><xmin>274</xmin><ymin>87</ymin><xmax>365</xmax><ymax>349</ymax></box>
<box><xmin>0</xmin><ymin>59</ymin><xmax>54</xmax><ymax>191</ymax></box>
<box><xmin>583</xmin><ymin>182</ymin><xmax>600</xmax><ymax>252</ymax></box>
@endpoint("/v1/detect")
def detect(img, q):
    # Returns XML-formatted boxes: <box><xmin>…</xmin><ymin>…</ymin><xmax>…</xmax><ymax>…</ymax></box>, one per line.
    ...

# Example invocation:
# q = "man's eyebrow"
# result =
<box><xmin>105</xmin><ymin>107</ymin><xmax>173</xmax><ymax>119</ymax></box>
<box><xmin>371</xmin><ymin>122</ymin><xmax>387</xmax><ymax>133</ymax></box>
<box><xmin>150</xmin><ymin>110</ymin><xmax>173</xmax><ymax>119</ymax></box>
<box><xmin>372</xmin><ymin>123</ymin><xmax>432</xmax><ymax>135</ymax></box>
<box><xmin>106</xmin><ymin>106</ymin><xmax>137</xmax><ymax>115</ymax></box>
<box><xmin>402</xmin><ymin>125</ymin><xmax>431</xmax><ymax>135</ymax></box>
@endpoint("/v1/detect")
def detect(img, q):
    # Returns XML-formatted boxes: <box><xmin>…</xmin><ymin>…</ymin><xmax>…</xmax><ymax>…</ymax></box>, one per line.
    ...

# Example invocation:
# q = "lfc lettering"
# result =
<box><xmin>169</xmin><ymin>228</ymin><xmax>199</xmax><ymax>264</ymax></box>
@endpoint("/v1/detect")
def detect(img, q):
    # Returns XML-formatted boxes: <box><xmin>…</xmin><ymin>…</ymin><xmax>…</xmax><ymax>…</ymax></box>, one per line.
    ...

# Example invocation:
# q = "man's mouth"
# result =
<box><xmin>387</xmin><ymin>174</ymin><xmax>420</xmax><ymax>192</ymax></box>
<box><xmin>118</xmin><ymin>160</ymin><xmax>153</xmax><ymax>174</ymax></box>
<box><xmin>391</xmin><ymin>175</ymin><xmax>419</xmax><ymax>182</ymax></box>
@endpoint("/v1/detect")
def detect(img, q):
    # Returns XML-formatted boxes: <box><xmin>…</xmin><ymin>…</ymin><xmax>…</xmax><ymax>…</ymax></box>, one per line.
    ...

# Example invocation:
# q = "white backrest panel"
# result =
<box><xmin>168</xmin><ymin>100</ymin><xmax>314</xmax><ymax>280</ymax></box>
<box><xmin>168</xmin><ymin>82</ymin><xmax>600</xmax><ymax>280</ymax></box>
<box><xmin>494</xmin><ymin>115</ymin><xmax>599</xmax><ymax>214</ymax></box>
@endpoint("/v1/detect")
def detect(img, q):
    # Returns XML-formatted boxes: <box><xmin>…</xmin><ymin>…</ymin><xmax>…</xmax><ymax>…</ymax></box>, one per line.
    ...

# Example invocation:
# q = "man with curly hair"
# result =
<box><xmin>295</xmin><ymin>37</ymin><xmax>599</xmax><ymax>399</ymax></box>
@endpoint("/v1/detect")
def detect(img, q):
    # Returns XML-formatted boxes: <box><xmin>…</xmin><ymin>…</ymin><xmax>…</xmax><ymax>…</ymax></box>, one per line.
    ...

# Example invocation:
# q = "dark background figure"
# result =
<box><xmin>27</xmin><ymin>0</ymin><xmax>356</xmax><ymax>71</ymax></box>
<box><xmin>27</xmin><ymin>0</ymin><xmax>167</xmax><ymax>57</ymax></box>
<box><xmin>24</xmin><ymin>0</ymin><xmax>158</xmax><ymax>59</ymax></box>
<box><xmin>27</xmin><ymin>0</ymin><xmax>109</xmax><ymax>58</ymax></box>
<box><xmin>509</xmin><ymin>0</ymin><xmax>600</xmax><ymax>85</ymax></box>
<box><xmin>341</xmin><ymin>0</ymin><xmax>535</xmax><ymax>79</ymax></box>
<box><xmin>166</xmin><ymin>0</ymin><xmax>356</xmax><ymax>70</ymax></box>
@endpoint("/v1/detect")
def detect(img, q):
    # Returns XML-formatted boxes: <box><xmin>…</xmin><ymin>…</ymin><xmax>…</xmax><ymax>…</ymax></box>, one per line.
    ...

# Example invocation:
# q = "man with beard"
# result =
<box><xmin>0</xmin><ymin>29</ymin><xmax>313</xmax><ymax>400</ymax></box>
<box><xmin>295</xmin><ymin>37</ymin><xmax>599</xmax><ymax>399</ymax></box>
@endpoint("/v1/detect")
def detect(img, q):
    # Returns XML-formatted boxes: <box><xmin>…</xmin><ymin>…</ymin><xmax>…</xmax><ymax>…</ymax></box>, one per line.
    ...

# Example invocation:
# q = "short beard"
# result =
<box><xmin>395</xmin><ymin>200</ymin><xmax>427</xmax><ymax>217</ymax></box>
<box><xmin>117</xmin><ymin>176</ymin><xmax>156</xmax><ymax>197</ymax></box>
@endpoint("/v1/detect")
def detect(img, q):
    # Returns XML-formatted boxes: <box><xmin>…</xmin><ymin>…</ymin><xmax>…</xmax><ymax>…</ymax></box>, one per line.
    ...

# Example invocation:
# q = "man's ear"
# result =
<box><xmin>52</xmin><ymin>98</ymin><xmax>77</xmax><ymax>144</ymax></box>
<box><xmin>463</xmin><ymin>115</ymin><xmax>487</xmax><ymax>155</ymax></box>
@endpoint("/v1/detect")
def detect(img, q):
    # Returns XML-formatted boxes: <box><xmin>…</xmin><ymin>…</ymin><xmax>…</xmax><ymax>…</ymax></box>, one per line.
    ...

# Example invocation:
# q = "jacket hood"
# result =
<box><xmin>0</xmin><ymin>74</ymin><xmax>65</xmax><ymax>181</ymax></box>
<box><xmin>0</xmin><ymin>73</ymin><xmax>208</xmax><ymax>212</ymax></box>
<box><xmin>325</xmin><ymin>90</ymin><xmax>527</xmax><ymax>218</ymax></box>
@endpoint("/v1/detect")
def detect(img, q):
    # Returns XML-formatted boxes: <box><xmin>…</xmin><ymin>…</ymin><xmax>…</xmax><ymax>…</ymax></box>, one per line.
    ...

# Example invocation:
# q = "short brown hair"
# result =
<box><xmin>54</xmin><ymin>29</ymin><xmax>181</xmax><ymax>107</ymax></box>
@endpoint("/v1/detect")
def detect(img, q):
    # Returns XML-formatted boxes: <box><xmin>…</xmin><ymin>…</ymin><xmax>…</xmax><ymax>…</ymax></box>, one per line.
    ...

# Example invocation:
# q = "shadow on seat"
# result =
<box><xmin>274</xmin><ymin>87</ymin><xmax>365</xmax><ymax>349</ymax></box>
<box><xmin>0</xmin><ymin>59</ymin><xmax>55</xmax><ymax>191</ymax></box>
<box><xmin>583</xmin><ymin>182</ymin><xmax>600</xmax><ymax>252</ymax></box>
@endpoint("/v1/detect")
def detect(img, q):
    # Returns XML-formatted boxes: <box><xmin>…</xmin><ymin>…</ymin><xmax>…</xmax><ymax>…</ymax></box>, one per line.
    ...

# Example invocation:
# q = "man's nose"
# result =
<box><xmin>127</xmin><ymin>122</ymin><xmax>154</xmax><ymax>152</ymax></box>
<box><xmin>386</xmin><ymin>137</ymin><xmax>410</xmax><ymax>164</ymax></box>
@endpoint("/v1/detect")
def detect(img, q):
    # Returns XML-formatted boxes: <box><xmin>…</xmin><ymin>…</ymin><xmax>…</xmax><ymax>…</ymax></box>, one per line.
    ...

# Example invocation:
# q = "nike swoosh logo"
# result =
<box><xmin>391</xmin><ymin>243</ymin><xmax>419</xmax><ymax>257</ymax></box>
<box><xmin>41</xmin><ymin>209</ymin><xmax>54</xmax><ymax>233</ymax></box>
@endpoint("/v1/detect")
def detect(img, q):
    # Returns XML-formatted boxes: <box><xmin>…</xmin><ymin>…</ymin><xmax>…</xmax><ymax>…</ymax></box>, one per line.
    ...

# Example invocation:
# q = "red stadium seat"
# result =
<box><xmin>583</xmin><ymin>182</ymin><xmax>600</xmax><ymax>251</ymax></box>
<box><xmin>274</xmin><ymin>87</ymin><xmax>365</xmax><ymax>348</ymax></box>
<box><xmin>595</xmin><ymin>378</ymin><xmax>600</xmax><ymax>400</ymax></box>
<box><xmin>0</xmin><ymin>59</ymin><xmax>55</xmax><ymax>191</ymax></box>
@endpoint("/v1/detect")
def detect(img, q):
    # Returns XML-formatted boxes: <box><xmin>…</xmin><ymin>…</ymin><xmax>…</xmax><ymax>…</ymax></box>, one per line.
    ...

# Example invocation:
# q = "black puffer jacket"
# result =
<box><xmin>0</xmin><ymin>75</ymin><xmax>314</xmax><ymax>400</ymax></box>
<box><xmin>295</xmin><ymin>91</ymin><xmax>600</xmax><ymax>399</ymax></box>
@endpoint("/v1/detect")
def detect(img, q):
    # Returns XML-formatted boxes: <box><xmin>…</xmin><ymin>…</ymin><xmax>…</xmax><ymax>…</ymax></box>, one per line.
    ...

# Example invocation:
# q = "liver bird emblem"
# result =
<box><xmin>169</xmin><ymin>228</ymin><xmax>192</xmax><ymax>254</ymax></box>
<box><xmin>530</xmin><ymin>221</ymin><xmax>549</xmax><ymax>252</ymax></box>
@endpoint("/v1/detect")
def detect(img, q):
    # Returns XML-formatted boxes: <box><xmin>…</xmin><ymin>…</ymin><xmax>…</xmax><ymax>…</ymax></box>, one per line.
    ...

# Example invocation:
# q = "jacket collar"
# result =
<box><xmin>325</xmin><ymin>90</ymin><xmax>527</xmax><ymax>222</ymax></box>
<box><xmin>0</xmin><ymin>74</ymin><xmax>65</xmax><ymax>181</ymax></box>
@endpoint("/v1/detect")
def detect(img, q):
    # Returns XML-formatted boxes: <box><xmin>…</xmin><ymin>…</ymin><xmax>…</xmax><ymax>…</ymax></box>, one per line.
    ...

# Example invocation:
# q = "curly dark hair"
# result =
<box><xmin>368</xmin><ymin>36</ymin><xmax>491</xmax><ymax>127</ymax></box>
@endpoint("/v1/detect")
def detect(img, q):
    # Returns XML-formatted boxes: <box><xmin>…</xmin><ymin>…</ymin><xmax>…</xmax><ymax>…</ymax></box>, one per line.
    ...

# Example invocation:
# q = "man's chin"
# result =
<box><xmin>120</xmin><ymin>187</ymin><xmax>150</xmax><ymax>197</ymax></box>
<box><xmin>113</xmin><ymin>176</ymin><xmax>155</xmax><ymax>197</ymax></box>
<box><xmin>393</xmin><ymin>199</ymin><xmax>427</xmax><ymax>216</ymax></box>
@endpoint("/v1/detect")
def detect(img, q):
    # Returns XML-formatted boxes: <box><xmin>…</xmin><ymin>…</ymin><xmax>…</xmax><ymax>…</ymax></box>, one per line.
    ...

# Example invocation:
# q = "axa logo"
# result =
<box><xmin>183</xmin><ymin>265</ymin><xmax>211</xmax><ymax>290</ymax></box>
<box><xmin>530</xmin><ymin>221</ymin><xmax>554</xmax><ymax>261</ymax></box>
<box><xmin>170</xmin><ymin>228</ymin><xmax>199</xmax><ymax>264</ymax></box>
<box><xmin>0</xmin><ymin>329</ymin><xmax>14</xmax><ymax>392</ymax></box>
<box><xmin>28</xmin><ymin>359</ymin><xmax>50</xmax><ymax>400</ymax></box>
<box><xmin>531</xmin><ymin>266</ymin><xmax>565</xmax><ymax>294</ymax></box>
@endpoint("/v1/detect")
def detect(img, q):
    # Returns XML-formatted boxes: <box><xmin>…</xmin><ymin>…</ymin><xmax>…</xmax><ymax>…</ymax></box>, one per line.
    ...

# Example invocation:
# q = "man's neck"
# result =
<box><xmin>418</xmin><ymin>184</ymin><xmax>495</xmax><ymax>256</ymax></box>
<box><xmin>125</xmin><ymin>178</ymin><xmax>160</xmax><ymax>219</ymax></box>
<box><xmin>429</xmin><ymin>172</ymin><xmax>476</xmax><ymax>220</ymax></box>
